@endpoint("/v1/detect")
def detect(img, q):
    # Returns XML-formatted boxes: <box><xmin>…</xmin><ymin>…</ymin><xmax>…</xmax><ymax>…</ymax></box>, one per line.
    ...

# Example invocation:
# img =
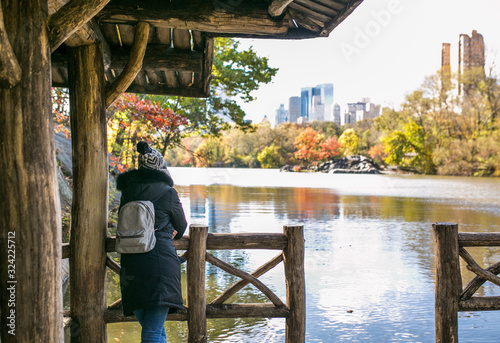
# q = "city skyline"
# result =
<box><xmin>236</xmin><ymin>0</ymin><xmax>500</xmax><ymax>124</ymax></box>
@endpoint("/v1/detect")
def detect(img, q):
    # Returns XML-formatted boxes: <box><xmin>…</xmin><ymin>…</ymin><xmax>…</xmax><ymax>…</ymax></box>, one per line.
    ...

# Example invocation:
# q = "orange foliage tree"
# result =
<box><xmin>293</xmin><ymin>127</ymin><xmax>341</xmax><ymax>167</ymax></box>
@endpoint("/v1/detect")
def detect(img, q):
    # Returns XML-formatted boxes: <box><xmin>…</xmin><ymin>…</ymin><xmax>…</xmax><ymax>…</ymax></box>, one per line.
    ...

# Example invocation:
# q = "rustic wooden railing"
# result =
<box><xmin>433</xmin><ymin>223</ymin><xmax>500</xmax><ymax>343</ymax></box>
<box><xmin>63</xmin><ymin>224</ymin><xmax>305</xmax><ymax>343</ymax></box>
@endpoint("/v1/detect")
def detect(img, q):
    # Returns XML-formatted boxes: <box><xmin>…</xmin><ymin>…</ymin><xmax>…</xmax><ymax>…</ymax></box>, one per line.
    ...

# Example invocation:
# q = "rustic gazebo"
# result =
<box><xmin>0</xmin><ymin>1</ymin><xmax>362</xmax><ymax>342</ymax></box>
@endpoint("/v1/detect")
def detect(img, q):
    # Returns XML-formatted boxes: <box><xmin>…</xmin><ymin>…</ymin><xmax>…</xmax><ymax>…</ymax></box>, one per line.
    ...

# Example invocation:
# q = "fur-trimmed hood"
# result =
<box><xmin>116</xmin><ymin>168</ymin><xmax>174</xmax><ymax>191</ymax></box>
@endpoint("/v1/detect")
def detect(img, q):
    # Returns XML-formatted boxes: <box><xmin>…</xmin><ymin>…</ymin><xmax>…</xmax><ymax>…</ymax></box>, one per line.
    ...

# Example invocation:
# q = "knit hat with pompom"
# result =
<box><xmin>137</xmin><ymin>141</ymin><xmax>171</xmax><ymax>178</ymax></box>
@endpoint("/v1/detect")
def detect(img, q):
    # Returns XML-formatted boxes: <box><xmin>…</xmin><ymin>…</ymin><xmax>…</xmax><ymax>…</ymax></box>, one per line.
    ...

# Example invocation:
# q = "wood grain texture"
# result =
<box><xmin>187</xmin><ymin>225</ymin><xmax>208</xmax><ymax>343</ymax></box>
<box><xmin>283</xmin><ymin>226</ymin><xmax>306</xmax><ymax>343</ymax></box>
<box><xmin>0</xmin><ymin>1</ymin><xmax>62</xmax><ymax>341</ymax></box>
<box><xmin>432</xmin><ymin>223</ymin><xmax>460</xmax><ymax>343</ymax></box>
<box><xmin>48</xmin><ymin>0</ymin><xmax>110</xmax><ymax>51</ymax></box>
<box><xmin>105</xmin><ymin>22</ymin><xmax>150</xmax><ymax>108</ymax></box>
<box><xmin>68</xmin><ymin>42</ymin><xmax>108</xmax><ymax>343</ymax></box>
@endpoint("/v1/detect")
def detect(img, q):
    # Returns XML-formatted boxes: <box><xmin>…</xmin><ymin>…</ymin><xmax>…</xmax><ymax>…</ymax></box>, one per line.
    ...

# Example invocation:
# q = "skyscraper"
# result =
<box><xmin>458</xmin><ymin>30</ymin><xmax>485</xmax><ymax>94</ymax></box>
<box><xmin>441</xmin><ymin>42</ymin><xmax>451</xmax><ymax>68</ymax></box>
<box><xmin>288</xmin><ymin>96</ymin><xmax>301</xmax><ymax>124</ymax></box>
<box><xmin>459</xmin><ymin>30</ymin><xmax>485</xmax><ymax>72</ymax></box>
<box><xmin>274</xmin><ymin>104</ymin><xmax>288</xmax><ymax>126</ymax></box>
<box><xmin>441</xmin><ymin>43</ymin><xmax>451</xmax><ymax>88</ymax></box>
<box><xmin>333</xmin><ymin>104</ymin><xmax>341</xmax><ymax>126</ymax></box>
<box><xmin>300</xmin><ymin>83</ymin><xmax>334</xmax><ymax>122</ymax></box>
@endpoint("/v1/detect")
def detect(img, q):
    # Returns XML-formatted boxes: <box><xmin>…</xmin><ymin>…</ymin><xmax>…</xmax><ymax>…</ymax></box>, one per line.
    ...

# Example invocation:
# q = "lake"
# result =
<box><xmin>105</xmin><ymin>168</ymin><xmax>500</xmax><ymax>343</ymax></box>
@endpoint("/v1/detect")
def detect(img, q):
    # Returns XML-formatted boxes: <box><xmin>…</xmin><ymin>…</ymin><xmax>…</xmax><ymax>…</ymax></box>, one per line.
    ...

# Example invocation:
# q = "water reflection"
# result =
<box><xmin>104</xmin><ymin>170</ymin><xmax>500</xmax><ymax>343</ymax></box>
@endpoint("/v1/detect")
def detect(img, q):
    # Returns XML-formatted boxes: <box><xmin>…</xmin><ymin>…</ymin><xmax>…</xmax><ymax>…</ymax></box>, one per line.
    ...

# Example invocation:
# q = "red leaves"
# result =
<box><xmin>293</xmin><ymin>127</ymin><xmax>341</xmax><ymax>165</ymax></box>
<box><xmin>108</xmin><ymin>93</ymin><xmax>187</xmax><ymax>135</ymax></box>
<box><xmin>109</xmin><ymin>155</ymin><xmax>129</xmax><ymax>173</ymax></box>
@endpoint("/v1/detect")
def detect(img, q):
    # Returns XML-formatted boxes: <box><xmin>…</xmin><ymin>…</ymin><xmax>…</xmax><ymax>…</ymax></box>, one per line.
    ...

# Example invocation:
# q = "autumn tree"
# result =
<box><xmin>107</xmin><ymin>93</ymin><xmax>187</xmax><ymax>172</ymax></box>
<box><xmin>338</xmin><ymin>128</ymin><xmax>359</xmax><ymax>156</ymax></box>
<box><xmin>319</xmin><ymin>136</ymin><xmax>341</xmax><ymax>161</ymax></box>
<box><xmin>52</xmin><ymin>87</ymin><xmax>71</xmax><ymax>138</ymax></box>
<box><xmin>257</xmin><ymin>144</ymin><xmax>283</xmax><ymax>168</ymax></box>
<box><xmin>293</xmin><ymin>127</ymin><xmax>322</xmax><ymax>167</ymax></box>
<box><xmin>193</xmin><ymin>137</ymin><xmax>228</xmax><ymax>167</ymax></box>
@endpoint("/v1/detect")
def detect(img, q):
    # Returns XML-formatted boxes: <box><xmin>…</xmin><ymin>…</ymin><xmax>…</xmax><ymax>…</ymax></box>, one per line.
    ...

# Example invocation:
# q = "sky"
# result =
<box><xmin>236</xmin><ymin>0</ymin><xmax>500</xmax><ymax>124</ymax></box>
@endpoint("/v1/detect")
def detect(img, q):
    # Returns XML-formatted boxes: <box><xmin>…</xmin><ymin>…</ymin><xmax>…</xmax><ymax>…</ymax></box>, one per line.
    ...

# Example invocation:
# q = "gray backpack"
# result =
<box><xmin>116</xmin><ymin>200</ymin><xmax>156</xmax><ymax>254</ymax></box>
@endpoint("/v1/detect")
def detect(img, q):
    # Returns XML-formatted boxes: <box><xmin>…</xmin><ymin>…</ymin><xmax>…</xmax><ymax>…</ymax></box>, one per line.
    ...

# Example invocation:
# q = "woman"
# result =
<box><xmin>116</xmin><ymin>141</ymin><xmax>187</xmax><ymax>343</ymax></box>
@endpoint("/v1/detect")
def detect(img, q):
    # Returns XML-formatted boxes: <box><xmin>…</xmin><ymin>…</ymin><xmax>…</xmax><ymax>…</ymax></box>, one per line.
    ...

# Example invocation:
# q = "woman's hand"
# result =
<box><xmin>172</xmin><ymin>230</ymin><xmax>178</xmax><ymax>239</ymax></box>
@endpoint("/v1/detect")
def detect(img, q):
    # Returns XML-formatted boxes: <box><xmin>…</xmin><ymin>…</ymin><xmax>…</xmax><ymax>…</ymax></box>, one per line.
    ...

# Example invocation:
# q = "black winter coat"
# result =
<box><xmin>116</xmin><ymin>168</ymin><xmax>187</xmax><ymax>316</ymax></box>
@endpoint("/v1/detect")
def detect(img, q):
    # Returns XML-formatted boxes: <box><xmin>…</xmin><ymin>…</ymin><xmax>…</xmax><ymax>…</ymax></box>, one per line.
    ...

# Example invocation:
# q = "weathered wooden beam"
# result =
<box><xmin>283</xmin><ymin>225</ymin><xmax>306</xmax><ymax>343</ymax></box>
<box><xmin>105</xmin><ymin>306</ymin><xmax>189</xmax><ymax>323</ymax></box>
<box><xmin>0</xmin><ymin>4</ymin><xmax>21</xmax><ymax>87</ymax></box>
<box><xmin>111</xmin><ymin>46</ymin><xmax>203</xmax><ymax>72</ymax></box>
<box><xmin>201</xmin><ymin>37</ymin><xmax>214</xmax><ymax>97</ymax></box>
<box><xmin>214</xmin><ymin>28</ymin><xmax>321</xmax><ymax>40</ymax></box>
<box><xmin>106</xmin><ymin>255</ymin><xmax>121</xmax><ymax>274</ymax></box>
<box><xmin>458</xmin><ymin>232</ymin><xmax>500</xmax><ymax>246</ymax></box>
<box><xmin>432</xmin><ymin>223</ymin><xmax>460</xmax><ymax>343</ymax></box>
<box><xmin>459</xmin><ymin>247</ymin><xmax>500</xmax><ymax>287</ymax></box>
<box><xmin>48</xmin><ymin>0</ymin><xmax>111</xmax><ymax>51</ymax></box>
<box><xmin>96</xmin><ymin>0</ymin><xmax>289</xmax><ymax>36</ymax></box>
<box><xmin>52</xmin><ymin>46</ymin><xmax>203</xmax><ymax>74</ymax></box>
<box><xmin>461</xmin><ymin>261</ymin><xmax>500</xmax><ymax>300</ymax></box>
<box><xmin>0</xmin><ymin>1</ymin><xmax>62</xmax><ymax>341</ymax></box>
<box><xmin>104</xmin><ymin>303</ymin><xmax>288</xmax><ymax>323</ymax></box>
<box><xmin>211</xmin><ymin>253</ymin><xmax>284</xmax><ymax>305</ymax></box>
<box><xmin>206</xmin><ymin>253</ymin><xmax>285</xmax><ymax>307</ymax></box>
<box><xmin>289</xmin><ymin>2</ymin><xmax>331</xmax><ymax>23</ymax></box>
<box><xmin>459</xmin><ymin>296</ymin><xmax>500</xmax><ymax>311</ymax></box>
<box><xmin>124</xmin><ymin>84</ymin><xmax>206</xmax><ymax>98</ymax></box>
<box><xmin>269</xmin><ymin>0</ymin><xmax>294</xmax><ymax>17</ymax></box>
<box><xmin>105</xmin><ymin>22</ymin><xmax>150</xmax><ymax>108</ymax></box>
<box><xmin>173</xmin><ymin>29</ymin><xmax>193</xmax><ymax>87</ymax></box>
<box><xmin>294</xmin><ymin>0</ymin><xmax>339</xmax><ymax>17</ymax></box>
<box><xmin>106</xmin><ymin>233</ymin><xmax>287</xmax><ymax>254</ymax></box>
<box><xmin>187</xmin><ymin>224</ymin><xmax>208</xmax><ymax>343</ymax></box>
<box><xmin>206</xmin><ymin>303</ymin><xmax>288</xmax><ymax>318</ymax></box>
<box><xmin>68</xmin><ymin>42</ymin><xmax>108</xmax><ymax>343</ymax></box>
<box><xmin>62</xmin><ymin>242</ymin><xmax>70</xmax><ymax>258</ymax></box>
<box><xmin>320</xmin><ymin>0</ymin><xmax>364</xmax><ymax>37</ymax></box>
<box><xmin>49</xmin><ymin>0</ymin><xmax>111</xmax><ymax>68</ymax></box>
<box><xmin>288</xmin><ymin>8</ymin><xmax>323</xmax><ymax>32</ymax></box>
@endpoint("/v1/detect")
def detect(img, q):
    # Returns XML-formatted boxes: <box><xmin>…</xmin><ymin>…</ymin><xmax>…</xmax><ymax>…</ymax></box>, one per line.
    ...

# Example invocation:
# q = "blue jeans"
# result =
<box><xmin>133</xmin><ymin>307</ymin><xmax>170</xmax><ymax>343</ymax></box>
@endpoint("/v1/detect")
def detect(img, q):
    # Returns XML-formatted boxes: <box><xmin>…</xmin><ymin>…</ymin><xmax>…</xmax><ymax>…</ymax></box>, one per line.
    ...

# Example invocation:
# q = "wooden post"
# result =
<box><xmin>432</xmin><ymin>223</ymin><xmax>460</xmax><ymax>343</ymax></box>
<box><xmin>187</xmin><ymin>224</ymin><xmax>208</xmax><ymax>343</ymax></box>
<box><xmin>0</xmin><ymin>0</ymin><xmax>63</xmax><ymax>342</ymax></box>
<box><xmin>283</xmin><ymin>225</ymin><xmax>306</xmax><ymax>343</ymax></box>
<box><xmin>68</xmin><ymin>43</ymin><xmax>108</xmax><ymax>343</ymax></box>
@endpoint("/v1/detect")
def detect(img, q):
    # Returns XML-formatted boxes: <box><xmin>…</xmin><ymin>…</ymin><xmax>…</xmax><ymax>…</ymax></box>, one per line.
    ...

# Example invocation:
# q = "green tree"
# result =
<box><xmin>382</xmin><ymin>119</ymin><xmax>436</xmax><ymax>174</ymax></box>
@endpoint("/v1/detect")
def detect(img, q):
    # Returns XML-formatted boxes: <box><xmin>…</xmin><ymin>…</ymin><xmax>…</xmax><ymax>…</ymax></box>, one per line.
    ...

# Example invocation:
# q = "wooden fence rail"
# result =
<box><xmin>63</xmin><ymin>224</ymin><xmax>305</xmax><ymax>343</ymax></box>
<box><xmin>432</xmin><ymin>223</ymin><xmax>500</xmax><ymax>343</ymax></box>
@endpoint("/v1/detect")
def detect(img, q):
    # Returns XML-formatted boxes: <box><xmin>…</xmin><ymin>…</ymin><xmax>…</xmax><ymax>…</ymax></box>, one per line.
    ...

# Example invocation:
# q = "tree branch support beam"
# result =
<box><xmin>268</xmin><ymin>0</ymin><xmax>294</xmax><ymax>17</ymax></box>
<box><xmin>105</xmin><ymin>22</ymin><xmax>150</xmax><ymax>108</ymax></box>
<box><xmin>48</xmin><ymin>0</ymin><xmax>111</xmax><ymax>51</ymax></box>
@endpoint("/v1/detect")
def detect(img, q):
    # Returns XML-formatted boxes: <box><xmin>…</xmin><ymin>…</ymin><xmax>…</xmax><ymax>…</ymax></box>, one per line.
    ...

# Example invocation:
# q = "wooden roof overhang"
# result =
<box><xmin>48</xmin><ymin>0</ymin><xmax>363</xmax><ymax>99</ymax></box>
